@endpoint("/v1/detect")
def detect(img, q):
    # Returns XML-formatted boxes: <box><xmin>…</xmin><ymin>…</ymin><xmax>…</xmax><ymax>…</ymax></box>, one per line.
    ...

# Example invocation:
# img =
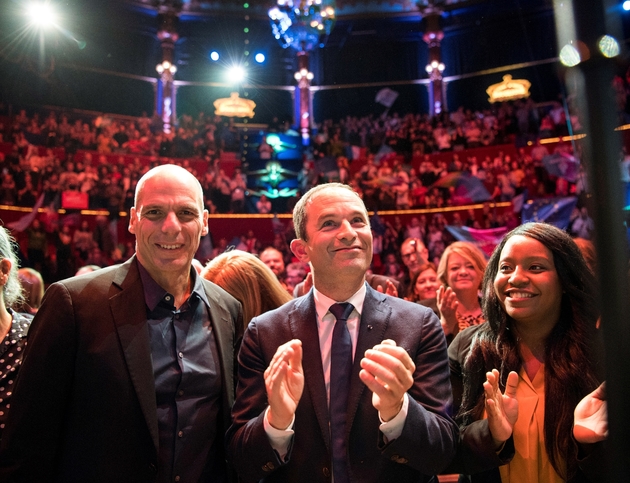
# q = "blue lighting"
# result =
<box><xmin>210</xmin><ymin>51</ymin><xmax>219</xmax><ymax>61</ymax></box>
<box><xmin>255</xmin><ymin>53</ymin><xmax>265</xmax><ymax>63</ymax></box>
<box><xmin>624</xmin><ymin>0</ymin><xmax>630</xmax><ymax>11</ymax></box>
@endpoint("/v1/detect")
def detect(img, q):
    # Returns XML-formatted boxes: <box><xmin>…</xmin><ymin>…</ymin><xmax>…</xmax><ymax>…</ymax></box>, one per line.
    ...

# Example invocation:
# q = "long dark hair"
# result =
<box><xmin>459</xmin><ymin>223</ymin><xmax>601</xmax><ymax>479</ymax></box>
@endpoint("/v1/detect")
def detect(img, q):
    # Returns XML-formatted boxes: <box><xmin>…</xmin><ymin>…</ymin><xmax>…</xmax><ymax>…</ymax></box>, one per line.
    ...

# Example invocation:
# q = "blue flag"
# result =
<box><xmin>521</xmin><ymin>197</ymin><xmax>577</xmax><ymax>230</ymax></box>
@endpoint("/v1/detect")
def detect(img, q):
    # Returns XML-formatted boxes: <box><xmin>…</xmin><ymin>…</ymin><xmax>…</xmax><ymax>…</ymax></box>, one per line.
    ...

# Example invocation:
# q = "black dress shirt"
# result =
<box><xmin>139</xmin><ymin>264</ymin><xmax>223</xmax><ymax>483</ymax></box>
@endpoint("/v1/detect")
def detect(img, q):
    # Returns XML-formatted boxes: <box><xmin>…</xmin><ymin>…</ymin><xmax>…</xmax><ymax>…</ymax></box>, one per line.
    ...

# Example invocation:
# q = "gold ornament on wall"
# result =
<box><xmin>214</xmin><ymin>92</ymin><xmax>256</xmax><ymax>118</ymax></box>
<box><xmin>486</xmin><ymin>75</ymin><xmax>531</xmax><ymax>103</ymax></box>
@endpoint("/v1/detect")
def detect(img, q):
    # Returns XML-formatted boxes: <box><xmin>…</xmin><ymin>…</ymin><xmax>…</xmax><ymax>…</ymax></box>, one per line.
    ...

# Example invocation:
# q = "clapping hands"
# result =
<box><xmin>483</xmin><ymin>369</ymin><xmax>519</xmax><ymax>449</ymax></box>
<box><xmin>573</xmin><ymin>382</ymin><xmax>607</xmax><ymax>444</ymax></box>
<box><xmin>376</xmin><ymin>279</ymin><xmax>398</xmax><ymax>298</ymax></box>
<box><xmin>360</xmin><ymin>339</ymin><xmax>415</xmax><ymax>422</ymax></box>
<box><xmin>436</xmin><ymin>286</ymin><xmax>459</xmax><ymax>336</ymax></box>
<box><xmin>265</xmin><ymin>339</ymin><xmax>304</xmax><ymax>430</ymax></box>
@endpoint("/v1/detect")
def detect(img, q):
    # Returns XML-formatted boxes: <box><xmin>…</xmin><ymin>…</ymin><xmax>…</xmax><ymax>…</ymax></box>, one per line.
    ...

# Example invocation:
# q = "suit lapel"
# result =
<box><xmin>347</xmin><ymin>286</ymin><xmax>391</xmax><ymax>431</ymax></box>
<box><xmin>202</xmin><ymin>281</ymin><xmax>236</xmax><ymax>423</ymax></box>
<box><xmin>110</xmin><ymin>258</ymin><xmax>159</xmax><ymax>451</ymax></box>
<box><xmin>289</xmin><ymin>294</ymin><xmax>332</xmax><ymax>452</ymax></box>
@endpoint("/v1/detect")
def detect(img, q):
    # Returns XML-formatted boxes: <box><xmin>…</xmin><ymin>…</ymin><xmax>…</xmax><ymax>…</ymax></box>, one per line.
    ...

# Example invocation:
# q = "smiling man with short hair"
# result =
<box><xmin>0</xmin><ymin>165</ymin><xmax>243</xmax><ymax>483</ymax></box>
<box><xmin>227</xmin><ymin>183</ymin><xmax>457</xmax><ymax>483</ymax></box>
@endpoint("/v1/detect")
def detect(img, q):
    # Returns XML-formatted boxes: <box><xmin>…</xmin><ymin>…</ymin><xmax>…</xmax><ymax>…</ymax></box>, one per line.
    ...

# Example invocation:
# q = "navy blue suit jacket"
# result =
<box><xmin>227</xmin><ymin>284</ymin><xmax>457</xmax><ymax>483</ymax></box>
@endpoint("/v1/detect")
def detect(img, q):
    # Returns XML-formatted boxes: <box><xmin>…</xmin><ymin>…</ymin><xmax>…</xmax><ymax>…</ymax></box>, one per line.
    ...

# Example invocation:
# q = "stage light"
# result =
<box><xmin>27</xmin><ymin>2</ymin><xmax>58</xmax><ymax>28</ymax></box>
<box><xmin>559</xmin><ymin>43</ymin><xmax>582</xmax><ymax>67</ymax></box>
<box><xmin>210</xmin><ymin>51</ymin><xmax>219</xmax><ymax>61</ymax></box>
<box><xmin>227</xmin><ymin>65</ymin><xmax>246</xmax><ymax>83</ymax></box>
<box><xmin>156</xmin><ymin>60</ymin><xmax>177</xmax><ymax>75</ymax></box>
<box><xmin>425</xmin><ymin>61</ymin><xmax>445</xmax><ymax>75</ymax></box>
<box><xmin>624</xmin><ymin>1</ymin><xmax>630</xmax><ymax>11</ymax></box>
<box><xmin>598</xmin><ymin>35</ymin><xmax>620</xmax><ymax>58</ymax></box>
<box><xmin>255</xmin><ymin>53</ymin><xmax>265</xmax><ymax>64</ymax></box>
<box><xmin>294</xmin><ymin>68</ymin><xmax>313</xmax><ymax>81</ymax></box>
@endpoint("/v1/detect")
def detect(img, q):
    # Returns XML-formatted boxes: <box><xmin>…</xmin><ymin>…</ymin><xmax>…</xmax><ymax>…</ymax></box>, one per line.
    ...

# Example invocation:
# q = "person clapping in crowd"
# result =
<box><xmin>227</xmin><ymin>183</ymin><xmax>457</xmax><ymax>483</ymax></box>
<box><xmin>448</xmin><ymin>223</ymin><xmax>607</xmax><ymax>482</ymax></box>
<box><xmin>436</xmin><ymin>241</ymin><xmax>487</xmax><ymax>343</ymax></box>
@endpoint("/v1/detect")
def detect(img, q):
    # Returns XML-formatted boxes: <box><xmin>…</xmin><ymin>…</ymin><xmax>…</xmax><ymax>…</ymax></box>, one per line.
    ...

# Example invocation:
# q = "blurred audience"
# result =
<box><xmin>75</xmin><ymin>264</ymin><xmax>101</xmax><ymax>276</ymax></box>
<box><xmin>284</xmin><ymin>262</ymin><xmax>308</xmax><ymax>296</ymax></box>
<box><xmin>259</xmin><ymin>247</ymin><xmax>287</xmax><ymax>288</ymax></box>
<box><xmin>0</xmin><ymin>100</ymin><xmax>588</xmax><ymax>217</ymax></box>
<box><xmin>399</xmin><ymin>237</ymin><xmax>430</xmax><ymax>294</ymax></box>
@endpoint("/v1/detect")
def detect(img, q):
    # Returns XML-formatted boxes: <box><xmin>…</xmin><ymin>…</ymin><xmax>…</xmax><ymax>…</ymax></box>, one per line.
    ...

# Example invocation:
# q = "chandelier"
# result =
<box><xmin>268</xmin><ymin>0</ymin><xmax>336</xmax><ymax>51</ymax></box>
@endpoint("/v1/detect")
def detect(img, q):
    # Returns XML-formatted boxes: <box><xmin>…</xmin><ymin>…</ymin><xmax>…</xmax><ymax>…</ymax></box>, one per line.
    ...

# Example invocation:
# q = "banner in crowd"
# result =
<box><xmin>375</xmin><ymin>88</ymin><xmax>399</xmax><ymax>108</ymax></box>
<box><xmin>445</xmin><ymin>225</ymin><xmax>509</xmax><ymax>257</ymax></box>
<box><xmin>6</xmin><ymin>193</ymin><xmax>45</xmax><ymax>232</ymax></box>
<box><xmin>521</xmin><ymin>196</ymin><xmax>578</xmax><ymax>230</ymax></box>
<box><xmin>432</xmin><ymin>172</ymin><xmax>491</xmax><ymax>203</ymax></box>
<box><xmin>542</xmin><ymin>152</ymin><xmax>580</xmax><ymax>182</ymax></box>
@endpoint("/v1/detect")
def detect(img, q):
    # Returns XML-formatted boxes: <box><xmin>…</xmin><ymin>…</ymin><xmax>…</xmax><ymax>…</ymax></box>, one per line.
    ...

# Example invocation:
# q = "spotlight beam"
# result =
<box><xmin>26</xmin><ymin>2</ymin><xmax>59</xmax><ymax>29</ymax></box>
<box><xmin>227</xmin><ymin>65</ymin><xmax>246</xmax><ymax>83</ymax></box>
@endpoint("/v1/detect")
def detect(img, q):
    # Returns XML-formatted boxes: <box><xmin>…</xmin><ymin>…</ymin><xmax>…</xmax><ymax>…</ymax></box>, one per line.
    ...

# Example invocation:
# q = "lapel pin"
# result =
<box><xmin>367</xmin><ymin>325</ymin><xmax>373</xmax><ymax>330</ymax></box>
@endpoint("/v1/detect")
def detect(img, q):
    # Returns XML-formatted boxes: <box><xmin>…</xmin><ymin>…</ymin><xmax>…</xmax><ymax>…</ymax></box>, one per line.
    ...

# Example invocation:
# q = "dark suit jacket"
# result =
<box><xmin>0</xmin><ymin>257</ymin><xmax>243</xmax><ymax>483</ymax></box>
<box><xmin>227</xmin><ymin>284</ymin><xmax>458</xmax><ymax>483</ymax></box>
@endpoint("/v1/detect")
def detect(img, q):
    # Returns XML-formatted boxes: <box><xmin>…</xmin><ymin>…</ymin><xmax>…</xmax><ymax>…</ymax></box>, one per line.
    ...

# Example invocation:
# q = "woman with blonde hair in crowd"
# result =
<box><xmin>201</xmin><ymin>250</ymin><xmax>292</xmax><ymax>328</ymax></box>
<box><xmin>437</xmin><ymin>241</ymin><xmax>487</xmax><ymax>342</ymax></box>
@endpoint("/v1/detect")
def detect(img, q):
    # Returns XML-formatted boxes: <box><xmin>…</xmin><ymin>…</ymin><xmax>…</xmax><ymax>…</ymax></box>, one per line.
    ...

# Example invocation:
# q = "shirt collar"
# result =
<box><xmin>313</xmin><ymin>281</ymin><xmax>367</xmax><ymax>320</ymax></box>
<box><xmin>137</xmin><ymin>260</ymin><xmax>209</xmax><ymax>311</ymax></box>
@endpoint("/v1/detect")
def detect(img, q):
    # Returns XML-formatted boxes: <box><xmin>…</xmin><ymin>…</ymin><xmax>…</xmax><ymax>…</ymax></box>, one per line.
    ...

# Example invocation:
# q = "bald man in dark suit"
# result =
<box><xmin>0</xmin><ymin>165</ymin><xmax>243</xmax><ymax>482</ymax></box>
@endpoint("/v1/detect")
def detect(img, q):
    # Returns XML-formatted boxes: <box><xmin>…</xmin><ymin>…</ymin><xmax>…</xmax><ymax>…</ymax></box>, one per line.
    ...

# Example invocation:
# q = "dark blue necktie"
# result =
<box><xmin>329</xmin><ymin>302</ymin><xmax>355</xmax><ymax>483</ymax></box>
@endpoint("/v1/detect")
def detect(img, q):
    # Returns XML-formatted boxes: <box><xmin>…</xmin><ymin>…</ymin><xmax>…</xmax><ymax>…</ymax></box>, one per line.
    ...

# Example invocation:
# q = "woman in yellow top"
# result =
<box><xmin>448</xmin><ymin>223</ymin><xmax>607</xmax><ymax>482</ymax></box>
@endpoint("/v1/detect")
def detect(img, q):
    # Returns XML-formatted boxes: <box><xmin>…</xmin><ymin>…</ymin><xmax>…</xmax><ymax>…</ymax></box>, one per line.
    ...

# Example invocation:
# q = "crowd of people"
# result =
<box><xmin>0</xmin><ymin>98</ymin><xmax>604</xmax><ymax>287</ymax></box>
<box><xmin>0</xmin><ymin>98</ymin><xmax>591</xmax><ymax>218</ymax></box>
<box><xmin>0</xmin><ymin>107</ymin><xmax>243</xmax><ymax>160</ymax></box>
<box><xmin>0</xmin><ymin>96</ymin><xmax>578</xmax><ymax>160</ymax></box>
<box><xmin>314</xmin><ymin>98</ymin><xmax>576</xmax><ymax>160</ymax></box>
<box><xmin>0</xmin><ymin>171</ymin><xmax>608</xmax><ymax>482</ymax></box>
<box><xmin>0</xmin><ymin>47</ymin><xmax>624</xmax><ymax>483</ymax></box>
